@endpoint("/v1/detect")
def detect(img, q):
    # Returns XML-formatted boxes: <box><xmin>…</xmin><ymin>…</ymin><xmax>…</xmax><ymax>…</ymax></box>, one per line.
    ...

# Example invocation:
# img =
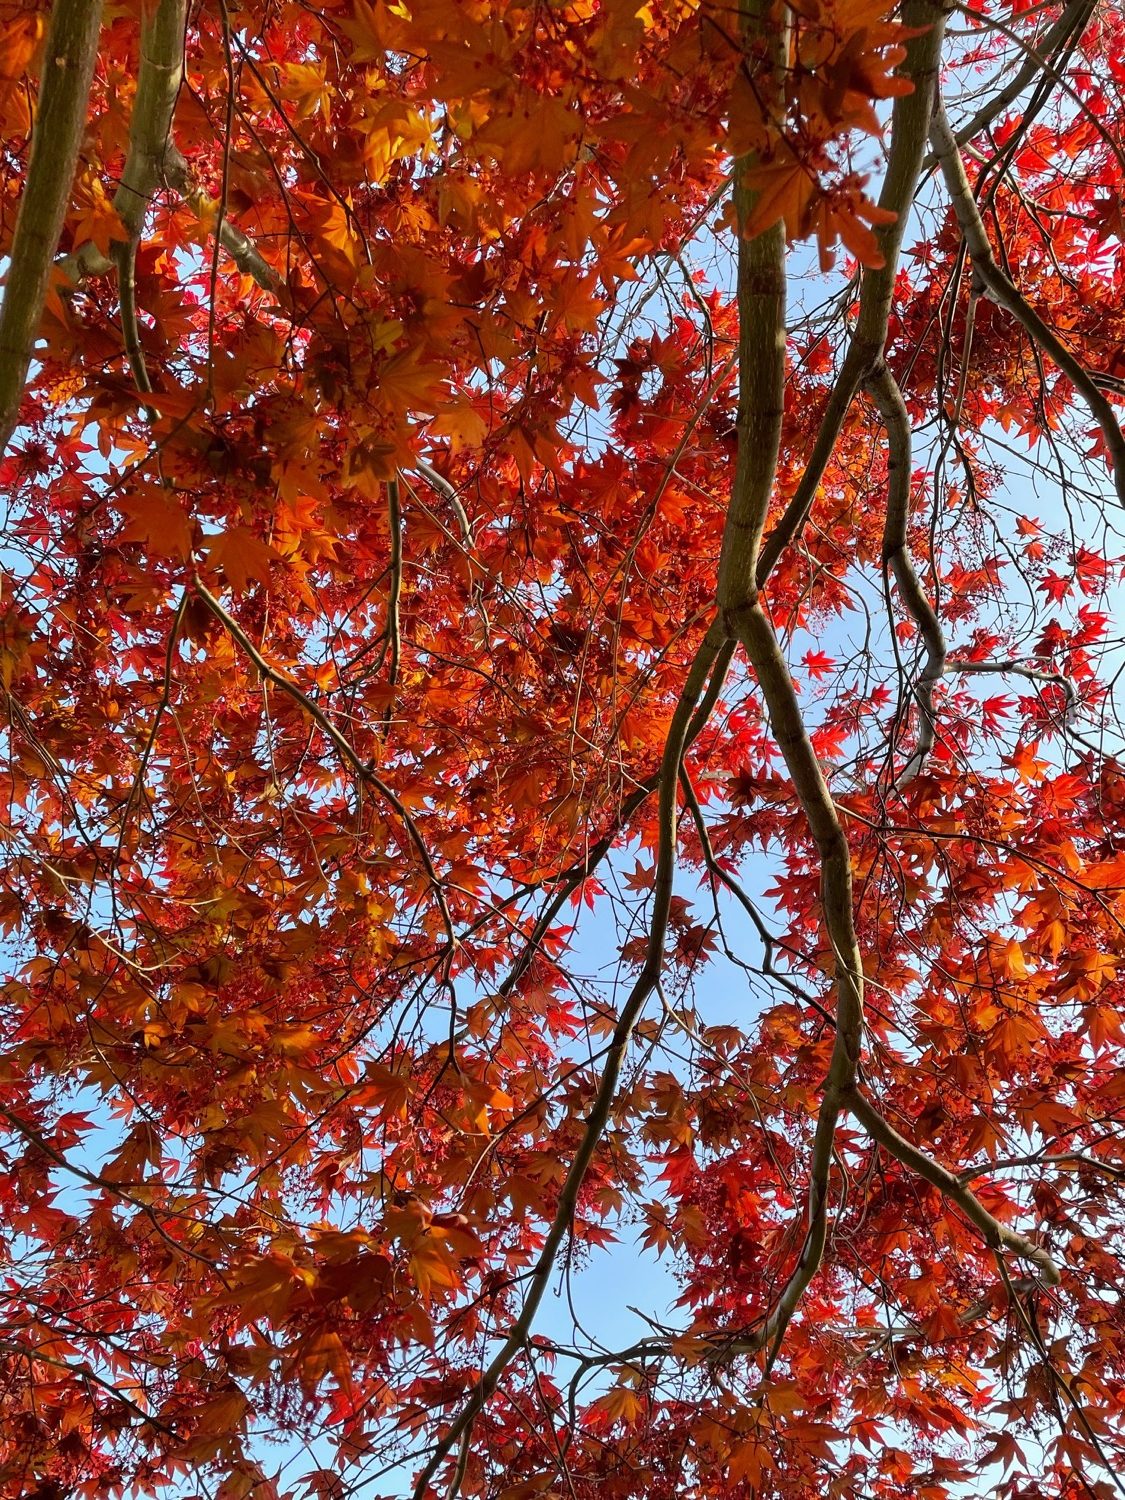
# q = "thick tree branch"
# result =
<box><xmin>62</xmin><ymin>0</ymin><xmax>184</xmax><ymax>269</ymax></box>
<box><xmin>727</xmin><ymin>605</ymin><xmax>864</xmax><ymax>1359</ymax></box>
<box><xmin>0</xmin><ymin>0</ymin><xmax>104</xmax><ymax>457</ymax></box>
<box><xmin>717</xmin><ymin>0</ymin><xmax>863</xmax><ymax>1365</ymax></box>
<box><xmin>110</xmin><ymin>0</ymin><xmax>186</xmax><ymax>245</ymax></box>
<box><xmin>711</xmin><ymin>1</ymin><xmax>949</xmax><ymax>1358</ymax></box>
<box><xmin>59</xmin><ymin>0</ymin><xmax>187</xmax><ymax>395</ymax></box>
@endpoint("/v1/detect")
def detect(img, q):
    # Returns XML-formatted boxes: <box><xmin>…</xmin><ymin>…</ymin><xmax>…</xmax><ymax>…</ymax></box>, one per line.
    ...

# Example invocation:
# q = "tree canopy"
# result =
<box><xmin>2</xmin><ymin>0</ymin><xmax>1125</xmax><ymax>1494</ymax></box>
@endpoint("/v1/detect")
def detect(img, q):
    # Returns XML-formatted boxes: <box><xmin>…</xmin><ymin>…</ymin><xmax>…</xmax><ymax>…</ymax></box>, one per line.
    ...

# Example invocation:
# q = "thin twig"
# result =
<box><xmin>192</xmin><ymin>579</ymin><xmax>456</xmax><ymax>952</ymax></box>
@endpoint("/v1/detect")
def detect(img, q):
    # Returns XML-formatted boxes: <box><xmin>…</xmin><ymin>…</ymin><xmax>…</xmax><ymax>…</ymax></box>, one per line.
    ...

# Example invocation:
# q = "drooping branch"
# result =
<box><xmin>847</xmin><ymin>1088</ymin><xmax>1062</xmax><ymax>1284</ymax></box>
<box><xmin>0</xmin><ymin>0</ymin><xmax>104</xmax><ymax>457</ymax></box>
<box><xmin>679</xmin><ymin>766</ymin><xmax>834</xmax><ymax>1021</ymax></box>
<box><xmin>930</xmin><ymin>95</ymin><xmax>1125</xmax><ymax>505</ymax></box>
<box><xmin>723</xmin><ymin>620</ymin><xmax>863</xmax><ymax>1356</ymax></box>
<box><xmin>996</xmin><ymin>1254</ymin><xmax>1125</xmax><ymax>1500</ymax></box>
<box><xmin>384</xmin><ymin>476</ymin><xmax>402</xmax><ymax>724</ymax></box>
<box><xmin>413</xmin><ymin>459</ymin><xmax>473</xmax><ymax>546</ymax></box>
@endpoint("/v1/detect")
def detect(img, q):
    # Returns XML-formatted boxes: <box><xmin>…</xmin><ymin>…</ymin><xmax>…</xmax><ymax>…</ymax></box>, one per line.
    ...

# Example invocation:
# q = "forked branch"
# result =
<box><xmin>920</xmin><ymin>0</ymin><xmax>1097</xmax><ymax>173</ymax></box>
<box><xmin>59</xmin><ymin>0</ymin><xmax>277</xmax><ymax>396</ymax></box>
<box><xmin>61</xmin><ymin>0</ymin><xmax>187</xmax><ymax>394</ymax></box>
<box><xmin>717</xmin><ymin>0</ymin><xmax>947</xmax><ymax>1360</ymax></box>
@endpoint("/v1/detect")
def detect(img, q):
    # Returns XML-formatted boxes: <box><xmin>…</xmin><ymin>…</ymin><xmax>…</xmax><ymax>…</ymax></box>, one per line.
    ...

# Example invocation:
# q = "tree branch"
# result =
<box><xmin>847</xmin><ymin>1088</ymin><xmax>1062</xmax><ymax>1284</ymax></box>
<box><xmin>930</xmin><ymin>94</ymin><xmax>1125</xmax><ymax>505</ymax></box>
<box><xmin>61</xmin><ymin>0</ymin><xmax>185</xmax><ymax>270</ymax></box>
<box><xmin>162</xmin><ymin>145</ymin><xmax>279</xmax><ymax>290</ymax></box>
<box><xmin>757</xmin><ymin>0</ymin><xmax>949</xmax><ymax>584</ymax></box>
<box><xmin>959</xmin><ymin>1148</ymin><xmax>1125</xmax><ymax>1185</ymax></box>
<box><xmin>492</xmin><ymin>632</ymin><xmax>735</xmax><ymax>1003</ymax></box>
<box><xmin>919</xmin><ymin>0</ymin><xmax>1097</xmax><ymax>173</ymax></box>
<box><xmin>409</xmin><ymin>625</ymin><xmax>728</xmax><ymax>1498</ymax></box>
<box><xmin>866</xmin><ymin>361</ymin><xmax>947</xmax><ymax>786</ymax></box>
<box><xmin>192</xmin><ymin>579</ymin><xmax>456</xmax><ymax>951</ymax></box>
<box><xmin>713</xmin><ymin>0</ymin><xmax>949</xmax><ymax>1360</ymax></box>
<box><xmin>717</xmin><ymin>0</ymin><xmax>860</xmax><ymax>1366</ymax></box>
<box><xmin>679</xmin><ymin>766</ymin><xmax>835</xmax><ymax>1022</ymax></box>
<box><xmin>60</xmin><ymin>0</ymin><xmax>187</xmax><ymax>396</ymax></box>
<box><xmin>60</xmin><ymin>0</ymin><xmax>278</xmax><ymax>312</ymax></box>
<box><xmin>413</xmin><ymin>458</ymin><xmax>473</xmax><ymax>546</ymax></box>
<box><xmin>947</xmin><ymin>657</ymin><xmax>1078</xmax><ymax>725</ymax></box>
<box><xmin>0</xmin><ymin>0</ymin><xmax>104</xmax><ymax>457</ymax></box>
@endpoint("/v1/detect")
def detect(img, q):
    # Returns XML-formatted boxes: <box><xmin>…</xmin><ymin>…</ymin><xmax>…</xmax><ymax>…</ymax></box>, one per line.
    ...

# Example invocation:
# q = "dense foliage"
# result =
<box><xmin>2</xmin><ymin>0</ymin><xmax>1125</xmax><ymax>1494</ymax></box>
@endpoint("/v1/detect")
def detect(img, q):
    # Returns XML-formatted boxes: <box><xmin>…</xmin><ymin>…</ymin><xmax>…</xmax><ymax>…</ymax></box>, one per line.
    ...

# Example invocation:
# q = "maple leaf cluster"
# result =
<box><xmin>0</xmin><ymin>0</ymin><xmax>1124</xmax><ymax>1497</ymax></box>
